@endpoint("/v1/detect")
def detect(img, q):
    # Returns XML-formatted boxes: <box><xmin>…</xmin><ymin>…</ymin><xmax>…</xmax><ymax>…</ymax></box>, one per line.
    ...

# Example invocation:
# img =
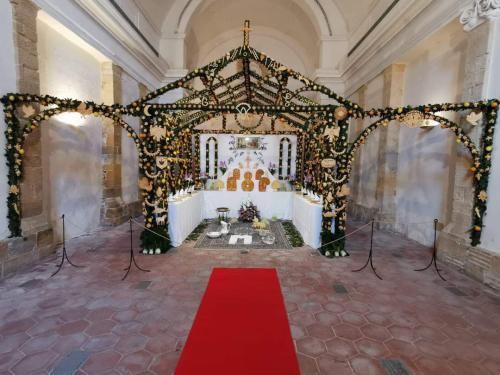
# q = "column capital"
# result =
<box><xmin>460</xmin><ymin>0</ymin><xmax>500</xmax><ymax>31</ymax></box>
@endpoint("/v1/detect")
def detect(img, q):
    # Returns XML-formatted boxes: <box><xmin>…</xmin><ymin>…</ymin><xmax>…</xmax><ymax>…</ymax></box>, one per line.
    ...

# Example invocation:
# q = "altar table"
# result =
<box><xmin>168</xmin><ymin>192</ymin><xmax>203</xmax><ymax>247</ymax></box>
<box><xmin>167</xmin><ymin>191</ymin><xmax>327</xmax><ymax>249</ymax></box>
<box><xmin>203</xmin><ymin>191</ymin><xmax>293</xmax><ymax>220</ymax></box>
<box><xmin>292</xmin><ymin>193</ymin><xmax>323</xmax><ymax>249</ymax></box>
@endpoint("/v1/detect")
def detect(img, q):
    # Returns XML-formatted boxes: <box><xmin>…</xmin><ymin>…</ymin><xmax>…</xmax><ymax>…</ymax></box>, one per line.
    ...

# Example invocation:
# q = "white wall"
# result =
<box><xmin>199</xmin><ymin>133</ymin><xmax>297</xmax><ymax>181</ymax></box>
<box><xmin>0</xmin><ymin>2</ymin><xmax>17</xmax><ymax>240</ymax></box>
<box><xmin>482</xmin><ymin>20</ymin><xmax>500</xmax><ymax>253</ymax></box>
<box><xmin>396</xmin><ymin>22</ymin><xmax>466</xmax><ymax>246</ymax></box>
<box><xmin>121</xmin><ymin>72</ymin><xmax>140</xmax><ymax>204</ymax></box>
<box><xmin>37</xmin><ymin>18</ymin><xmax>104</xmax><ymax>240</ymax></box>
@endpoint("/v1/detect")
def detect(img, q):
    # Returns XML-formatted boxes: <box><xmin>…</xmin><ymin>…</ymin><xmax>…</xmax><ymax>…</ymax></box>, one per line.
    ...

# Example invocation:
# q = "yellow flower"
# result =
<box><xmin>478</xmin><ymin>191</ymin><xmax>488</xmax><ymax>202</ymax></box>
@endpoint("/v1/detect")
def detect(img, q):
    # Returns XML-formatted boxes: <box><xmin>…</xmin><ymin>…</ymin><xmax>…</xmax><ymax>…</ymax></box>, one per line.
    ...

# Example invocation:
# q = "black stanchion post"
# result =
<box><xmin>122</xmin><ymin>217</ymin><xmax>151</xmax><ymax>281</ymax></box>
<box><xmin>414</xmin><ymin>218</ymin><xmax>446</xmax><ymax>281</ymax></box>
<box><xmin>51</xmin><ymin>214</ymin><xmax>83</xmax><ymax>277</ymax></box>
<box><xmin>352</xmin><ymin>219</ymin><xmax>383</xmax><ymax>280</ymax></box>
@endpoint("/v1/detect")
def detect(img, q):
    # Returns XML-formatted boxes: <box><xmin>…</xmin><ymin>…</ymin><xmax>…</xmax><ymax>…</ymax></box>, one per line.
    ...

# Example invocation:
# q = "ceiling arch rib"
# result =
<box><xmin>162</xmin><ymin>0</ymin><xmax>347</xmax><ymax>38</ymax></box>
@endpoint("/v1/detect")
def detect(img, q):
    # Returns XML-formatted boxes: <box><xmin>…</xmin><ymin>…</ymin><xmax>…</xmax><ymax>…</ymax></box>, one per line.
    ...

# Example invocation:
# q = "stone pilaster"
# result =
<box><xmin>374</xmin><ymin>64</ymin><xmax>405</xmax><ymax>231</ymax></box>
<box><xmin>1</xmin><ymin>0</ymin><xmax>54</xmax><ymax>279</ymax></box>
<box><xmin>100</xmin><ymin>62</ymin><xmax>128</xmax><ymax>225</ymax></box>
<box><xmin>438</xmin><ymin>21</ymin><xmax>500</xmax><ymax>290</ymax></box>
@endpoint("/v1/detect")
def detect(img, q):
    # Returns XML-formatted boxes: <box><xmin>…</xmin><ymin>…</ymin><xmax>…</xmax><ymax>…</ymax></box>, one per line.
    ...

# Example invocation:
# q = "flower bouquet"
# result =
<box><xmin>238</xmin><ymin>199</ymin><xmax>260</xmax><ymax>222</ymax></box>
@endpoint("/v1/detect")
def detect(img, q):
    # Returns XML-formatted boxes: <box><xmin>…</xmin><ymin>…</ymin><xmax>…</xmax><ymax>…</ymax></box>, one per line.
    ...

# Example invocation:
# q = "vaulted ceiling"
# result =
<box><xmin>135</xmin><ymin>0</ymin><xmax>380</xmax><ymax>36</ymax></box>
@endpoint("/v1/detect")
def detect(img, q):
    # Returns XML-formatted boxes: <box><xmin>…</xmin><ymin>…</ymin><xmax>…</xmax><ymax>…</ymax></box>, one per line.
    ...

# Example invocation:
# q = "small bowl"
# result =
<box><xmin>207</xmin><ymin>231</ymin><xmax>221</xmax><ymax>239</ymax></box>
<box><xmin>262</xmin><ymin>233</ymin><xmax>276</xmax><ymax>245</ymax></box>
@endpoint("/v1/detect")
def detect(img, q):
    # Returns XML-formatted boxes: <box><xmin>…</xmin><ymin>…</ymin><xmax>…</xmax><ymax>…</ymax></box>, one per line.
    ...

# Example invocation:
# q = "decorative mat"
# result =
<box><xmin>194</xmin><ymin>220</ymin><xmax>292</xmax><ymax>250</ymax></box>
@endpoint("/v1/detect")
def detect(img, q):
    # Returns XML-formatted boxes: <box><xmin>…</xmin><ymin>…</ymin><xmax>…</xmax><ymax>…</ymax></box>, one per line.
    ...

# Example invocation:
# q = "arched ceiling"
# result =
<box><xmin>137</xmin><ymin>0</ymin><xmax>378</xmax><ymax>36</ymax></box>
<box><xmin>135</xmin><ymin>0</ymin><xmax>381</xmax><ymax>75</ymax></box>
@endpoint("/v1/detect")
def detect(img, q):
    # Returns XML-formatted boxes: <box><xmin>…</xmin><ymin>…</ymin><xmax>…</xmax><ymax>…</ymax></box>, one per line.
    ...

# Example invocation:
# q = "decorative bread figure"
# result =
<box><xmin>255</xmin><ymin>169</ymin><xmax>264</xmax><ymax>180</ymax></box>
<box><xmin>259</xmin><ymin>177</ymin><xmax>270</xmax><ymax>192</ymax></box>
<box><xmin>232</xmin><ymin>168</ymin><xmax>241</xmax><ymax>180</ymax></box>
<box><xmin>242</xmin><ymin>171</ymin><xmax>254</xmax><ymax>191</ymax></box>
<box><xmin>227</xmin><ymin>177</ymin><xmax>237</xmax><ymax>191</ymax></box>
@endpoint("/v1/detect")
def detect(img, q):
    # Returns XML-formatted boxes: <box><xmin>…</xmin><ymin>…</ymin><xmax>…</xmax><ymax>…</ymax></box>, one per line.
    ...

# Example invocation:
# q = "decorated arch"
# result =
<box><xmin>1</xmin><ymin>21</ymin><xmax>497</xmax><ymax>256</ymax></box>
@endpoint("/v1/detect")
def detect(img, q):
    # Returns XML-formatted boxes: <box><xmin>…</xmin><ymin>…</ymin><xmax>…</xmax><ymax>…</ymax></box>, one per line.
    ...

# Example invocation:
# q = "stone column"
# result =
<box><xmin>100</xmin><ymin>62</ymin><xmax>128</xmax><ymax>225</ymax></box>
<box><xmin>375</xmin><ymin>64</ymin><xmax>405</xmax><ymax>231</ymax></box>
<box><xmin>1</xmin><ymin>0</ymin><xmax>53</xmax><ymax>278</ymax></box>
<box><xmin>438</xmin><ymin>21</ymin><xmax>500</xmax><ymax>289</ymax></box>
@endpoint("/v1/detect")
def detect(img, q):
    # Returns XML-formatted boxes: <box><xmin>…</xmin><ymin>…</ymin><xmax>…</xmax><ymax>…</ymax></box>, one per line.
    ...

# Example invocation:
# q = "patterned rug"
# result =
<box><xmin>194</xmin><ymin>220</ymin><xmax>292</xmax><ymax>250</ymax></box>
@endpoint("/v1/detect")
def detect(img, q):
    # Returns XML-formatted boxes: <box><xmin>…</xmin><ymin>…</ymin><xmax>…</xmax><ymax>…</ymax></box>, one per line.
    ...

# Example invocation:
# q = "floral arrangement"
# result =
<box><xmin>268</xmin><ymin>162</ymin><xmax>277</xmax><ymax>175</ymax></box>
<box><xmin>304</xmin><ymin>174</ymin><xmax>313</xmax><ymax>190</ymax></box>
<box><xmin>238</xmin><ymin>199</ymin><xmax>260</xmax><ymax>222</ymax></box>
<box><xmin>218</xmin><ymin>160</ymin><xmax>227</xmax><ymax>175</ymax></box>
<box><xmin>184</xmin><ymin>173</ymin><xmax>193</xmax><ymax>188</ymax></box>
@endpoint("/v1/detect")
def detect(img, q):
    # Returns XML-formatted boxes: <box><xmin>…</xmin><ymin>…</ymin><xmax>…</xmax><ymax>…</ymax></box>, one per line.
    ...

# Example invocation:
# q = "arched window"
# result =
<box><xmin>279</xmin><ymin>137</ymin><xmax>292</xmax><ymax>179</ymax></box>
<box><xmin>205</xmin><ymin>137</ymin><xmax>218</xmax><ymax>178</ymax></box>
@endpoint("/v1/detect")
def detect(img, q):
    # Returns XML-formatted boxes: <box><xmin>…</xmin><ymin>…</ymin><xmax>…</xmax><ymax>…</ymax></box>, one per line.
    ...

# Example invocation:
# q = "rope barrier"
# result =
<box><xmin>319</xmin><ymin>221</ymin><xmax>373</xmax><ymax>248</ymax></box>
<box><xmin>130</xmin><ymin>218</ymin><xmax>172</xmax><ymax>241</ymax></box>
<box><xmin>55</xmin><ymin>214</ymin><xmax>440</xmax><ymax>250</ymax></box>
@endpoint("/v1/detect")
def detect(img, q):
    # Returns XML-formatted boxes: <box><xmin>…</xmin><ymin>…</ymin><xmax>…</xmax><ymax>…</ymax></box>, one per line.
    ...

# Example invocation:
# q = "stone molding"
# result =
<box><xmin>460</xmin><ymin>0</ymin><xmax>500</xmax><ymax>31</ymax></box>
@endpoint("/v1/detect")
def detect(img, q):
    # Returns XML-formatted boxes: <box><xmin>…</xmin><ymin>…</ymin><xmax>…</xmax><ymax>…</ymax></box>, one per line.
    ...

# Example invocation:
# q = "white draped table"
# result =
<box><xmin>292</xmin><ymin>193</ymin><xmax>323</xmax><ymax>249</ymax></box>
<box><xmin>202</xmin><ymin>191</ymin><xmax>293</xmax><ymax>220</ymax></box>
<box><xmin>167</xmin><ymin>191</ymin><xmax>328</xmax><ymax>249</ymax></box>
<box><xmin>168</xmin><ymin>192</ymin><xmax>203</xmax><ymax>247</ymax></box>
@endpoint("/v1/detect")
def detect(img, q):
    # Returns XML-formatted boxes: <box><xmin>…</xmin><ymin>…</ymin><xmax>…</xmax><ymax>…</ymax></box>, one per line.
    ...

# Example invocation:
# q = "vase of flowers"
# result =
<box><xmin>286</xmin><ymin>174</ymin><xmax>296</xmax><ymax>192</ymax></box>
<box><xmin>238</xmin><ymin>199</ymin><xmax>260</xmax><ymax>222</ymax></box>
<box><xmin>184</xmin><ymin>173</ymin><xmax>193</xmax><ymax>192</ymax></box>
<box><xmin>218</xmin><ymin>160</ymin><xmax>227</xmax><ymax>175</ymax></box>
<box><xmin>268</xmin><ymin>162</ymin><xmax>277</xmax><ymax>176</ymax></box>
<box><xmin>304</xmin><ymin>174</ymin><xmax>313</xmax><ymax>191</ymax></box>
<box><xmin>199</xmin><ymin>172</ymin><xmax>207</xmax><ymax>189</ymax></box>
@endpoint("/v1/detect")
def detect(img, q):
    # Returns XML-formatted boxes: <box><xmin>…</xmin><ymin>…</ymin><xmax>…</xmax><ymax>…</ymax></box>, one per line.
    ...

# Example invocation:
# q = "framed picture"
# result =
<box><xmin>236</xmin><ymin>136</ymin><xmax>261</xmax><ymax>150</ymax></box>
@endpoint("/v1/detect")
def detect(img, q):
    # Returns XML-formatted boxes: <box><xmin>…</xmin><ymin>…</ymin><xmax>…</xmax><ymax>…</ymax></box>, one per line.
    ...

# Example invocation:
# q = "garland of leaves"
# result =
<box><xmin>1</xmin><ymin>38</ymin><xmax>497</xmax><ymax>258</ymax></box>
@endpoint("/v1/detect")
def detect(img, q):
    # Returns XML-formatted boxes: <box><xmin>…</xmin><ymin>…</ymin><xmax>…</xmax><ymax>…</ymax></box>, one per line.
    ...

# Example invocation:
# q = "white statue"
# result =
<box><xmin>460</xmin><ymin>0</ymin><xmax>500</xmax><ymax>31</ymax></box>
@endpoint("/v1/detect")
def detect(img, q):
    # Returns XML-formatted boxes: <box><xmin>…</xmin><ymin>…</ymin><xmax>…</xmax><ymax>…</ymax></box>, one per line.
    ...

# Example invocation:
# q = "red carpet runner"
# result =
<box><xmin>175</xmin><ymin>268</ymin><xmax>300</xmax><ymax>375</ymax></box>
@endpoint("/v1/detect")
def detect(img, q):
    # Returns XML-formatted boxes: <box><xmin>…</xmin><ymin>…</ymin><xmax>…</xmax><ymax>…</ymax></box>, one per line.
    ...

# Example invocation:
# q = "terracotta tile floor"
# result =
<box><xmin>1</xmin><ymin>221</ymin><xmax>500</xmax><ymax>374</ymax></box>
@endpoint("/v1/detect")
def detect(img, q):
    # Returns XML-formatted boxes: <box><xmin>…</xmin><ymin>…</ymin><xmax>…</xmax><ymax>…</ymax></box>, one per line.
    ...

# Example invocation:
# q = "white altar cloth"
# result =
<box><xmin>167</xmin><ymin>191</ymin><xmax>328</xmax><ymax>249</ymax></box>
<box><xmin>168</xmin><ymin>192</ymin><xmax>203</xmax><ymax>247</ymax></box>
<box><xmin>292</xmin><ymin>193</ymin><xmax>323</xmax><ymax>249</ymax></box>
<box><xmin>202</xmin><ymin>191</ymin><xmax>293</xmax><ymax>220</ymax></box>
